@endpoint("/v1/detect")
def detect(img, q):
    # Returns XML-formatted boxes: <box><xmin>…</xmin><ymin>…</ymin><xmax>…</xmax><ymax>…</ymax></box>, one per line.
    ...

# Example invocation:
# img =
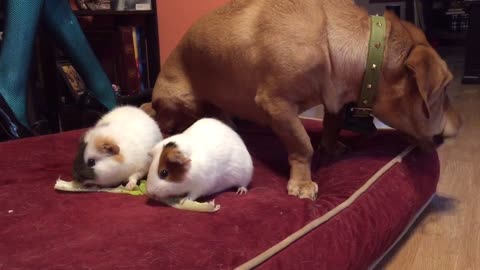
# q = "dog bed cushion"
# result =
<box><xmin>0</xmin><ymin>119</ymin><xmax>439</xmax><ymax>270</ymax></box>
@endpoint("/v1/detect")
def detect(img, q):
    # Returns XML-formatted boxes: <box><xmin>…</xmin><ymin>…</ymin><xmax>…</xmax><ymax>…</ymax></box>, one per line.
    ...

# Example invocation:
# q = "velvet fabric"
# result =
<box><xmin>0</xmin><ymin>119</ymin><xmax>439</xmax><ymax>270</ymax></box>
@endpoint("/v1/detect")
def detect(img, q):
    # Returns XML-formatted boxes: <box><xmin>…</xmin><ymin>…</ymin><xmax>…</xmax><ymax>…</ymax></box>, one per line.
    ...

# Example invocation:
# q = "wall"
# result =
<box><xmin>156</xmin><ymin>0</ymin><xmax>228</xmax><ymax>65</ymax></box>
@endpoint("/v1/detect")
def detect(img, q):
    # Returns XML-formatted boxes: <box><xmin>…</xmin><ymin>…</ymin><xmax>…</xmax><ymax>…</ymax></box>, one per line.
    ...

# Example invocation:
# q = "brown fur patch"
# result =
<box><xmin>94</xmin><ymin>136</ymin><xmax>123</xmax><ymax>163</ymax></box>
<box><xmin>114</xmin><ymin>153</ymin><xmax>125</xmax><ymax>163</ymax></box>
<box><xmin>157</xmin><ymin>143</ymin><xmax>190</xmax><ymax>182</ymax></box>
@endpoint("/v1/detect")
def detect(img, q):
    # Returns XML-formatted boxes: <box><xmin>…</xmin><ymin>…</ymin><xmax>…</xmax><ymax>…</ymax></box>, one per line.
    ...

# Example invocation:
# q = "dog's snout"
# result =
<box><xmin>433</xmin><ymin>134</ymin><xmax>444</xmax><ymax>146</ymax></box>
<box><xmin>442</xmin><ymin>100</ymin><xmax>462</xmax><ymax>138</ymax></box>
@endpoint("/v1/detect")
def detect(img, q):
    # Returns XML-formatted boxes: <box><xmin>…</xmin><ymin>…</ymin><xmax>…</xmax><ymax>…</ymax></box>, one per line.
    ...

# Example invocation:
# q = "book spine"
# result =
<box><xmin>135</xmin><ymin>27</ymin><xmax>145</xmax><ymax>92</ymax></box>
<box><xmin>143</xmin><ymin>36</ymin><xmax>151</xmax><ymax>89</ymax></box>
<box><xmin>132</xmin><ymin>27</ymin><xmax>143</xmax><ymax>92</ymax></box>
<box><xmin>118</xmin><ymin>26</ymin><xmax>142</xmax><ymax>95</ymax></box>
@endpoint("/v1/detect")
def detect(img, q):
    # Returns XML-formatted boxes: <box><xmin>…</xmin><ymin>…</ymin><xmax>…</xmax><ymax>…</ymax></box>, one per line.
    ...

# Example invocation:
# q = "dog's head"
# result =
<box><xmin>373</xmin><ymin>13</ymin><xmax>462</xmax><ymax>149</ymax></box>
<box><xmin>152</xmin><ymin>96</ymin><xmax>199</xmax><ymax>136</ymax></box>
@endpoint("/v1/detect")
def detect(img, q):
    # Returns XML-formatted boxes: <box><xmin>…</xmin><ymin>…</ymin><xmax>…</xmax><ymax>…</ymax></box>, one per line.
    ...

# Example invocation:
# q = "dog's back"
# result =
<box><xmin>152</xmin><ymin>0</ymin><xmax>357</xmax><ymax>130</ymax></box>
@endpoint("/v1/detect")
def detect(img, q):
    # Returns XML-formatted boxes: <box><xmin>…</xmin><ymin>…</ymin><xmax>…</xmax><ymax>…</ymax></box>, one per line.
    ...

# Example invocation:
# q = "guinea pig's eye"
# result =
<box><xmin>159</xmin><ymin>169</ymin><xmax>169</xmax><ymax>178</ymax></box>
<box><xmin>87</xmin><ymin>159</ymin><xmax>96</xmax><ymax>167</ymax></box>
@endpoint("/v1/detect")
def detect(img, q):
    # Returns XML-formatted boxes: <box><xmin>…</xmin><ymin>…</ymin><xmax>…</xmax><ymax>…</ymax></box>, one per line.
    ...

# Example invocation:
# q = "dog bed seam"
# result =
<box><xmin>235</xmin><ymin>145</ymin><xmax>416</xmax><ymax>270</ymax></box>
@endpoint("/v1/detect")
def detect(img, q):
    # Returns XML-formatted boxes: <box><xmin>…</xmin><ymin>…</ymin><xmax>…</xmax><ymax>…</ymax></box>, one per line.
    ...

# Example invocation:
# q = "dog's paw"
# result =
<box><xmin>319</xmin><ymin>140</ymin><xmax>348</xmax><ymax>159</ymax></box>
<box><xmin>287</xmin><ymin>180</ymin><xmax>318</xmax><ymax>200</ymax></box>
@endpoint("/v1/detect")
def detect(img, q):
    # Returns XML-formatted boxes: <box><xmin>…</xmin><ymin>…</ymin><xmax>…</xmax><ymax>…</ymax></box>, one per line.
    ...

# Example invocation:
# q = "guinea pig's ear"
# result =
<box><xmin>102</xmin><ymin>143</ymin><xmax>120</xmax><ymax>155</ymax></box>
<box><xmin>167</xmin><ymin>149</ymin><xmax>191</xmax><ymax>165</ymax></box>
<box><xmin>95</xmin><ymin>136</ymin><xmax>120</xmax><ymax>155</ymax></box>
<box><xmin>405</xmin><ymin>45</ymin><xmax>452</xmax><ymax>119</ymax></box>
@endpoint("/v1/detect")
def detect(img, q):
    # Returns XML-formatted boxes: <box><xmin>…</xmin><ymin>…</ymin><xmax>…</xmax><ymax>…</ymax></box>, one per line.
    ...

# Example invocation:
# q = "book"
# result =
<box><xmin>75</xmin><ymin>0</ymin><xmax>89</xmax><ymax>10</ymax></box>
<box><xmin>132</xmin><ymin>27</ymin><xmax>143</xmax><ymax>91</ymax></box>
<box><xmin>111</xmin><ymin>0</ymin><xmax>152</xmax><ymax>11</ymax></box>
<box><xmin>85</xmin><ymin>0</ymin><xmax>111</xmax><ymax>10</ymax></box>
<box><xmin>136</xmin><ymin>27</ymin><xmax>147</xmax><ymax>91</ymax></box>
<box><xmin>143</xmin><ymin>36</ymin><xmax>150</xmax><ymax>89</ymax></box>
<box><xmin>117</xmin><ymin>26</ymin><xmax>142</xmax><ymax>95</ymax></box>
<box><xmin>134</xmin><ymin>27</ymin><xmax>150</xmax><ymax>91</ymax></box>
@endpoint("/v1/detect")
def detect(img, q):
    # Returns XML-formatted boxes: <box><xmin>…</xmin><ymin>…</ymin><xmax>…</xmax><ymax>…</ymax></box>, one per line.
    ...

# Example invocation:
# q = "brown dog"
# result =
<box><xmin>146</xmin><ymin>0</ymin><xmax>462</xmax><ymax>200</ymax></box>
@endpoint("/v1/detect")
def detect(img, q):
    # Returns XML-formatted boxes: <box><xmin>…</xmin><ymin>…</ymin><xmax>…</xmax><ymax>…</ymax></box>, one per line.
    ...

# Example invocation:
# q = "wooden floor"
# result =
<box><xmin>375</xmin><ymin>47</ymin><xmax>480</xmax><ymax>269</ymax></box>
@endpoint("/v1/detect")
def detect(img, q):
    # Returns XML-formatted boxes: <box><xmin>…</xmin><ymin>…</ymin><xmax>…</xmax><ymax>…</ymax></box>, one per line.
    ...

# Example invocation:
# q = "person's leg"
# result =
<box><xmin>0</xmin><ymin>0</ymin><xmax>43</xmax><ymax>129</ymax></box>
<box><xmin>42</xmin><ymin>0</ymin><xmax>117</xmax><ymax>110</ymax></box>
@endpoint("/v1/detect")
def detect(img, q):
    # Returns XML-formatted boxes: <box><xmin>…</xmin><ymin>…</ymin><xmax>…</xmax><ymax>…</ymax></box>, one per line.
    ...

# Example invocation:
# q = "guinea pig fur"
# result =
<box><xmin>146</xmin><ymin>118</ymin><xmax>253</xmax><ymax>201</ymax></box>
<box><xmin>73</xmin><ymin>105</ymin><xmax>163</xmax><ymax>189</ymax></box>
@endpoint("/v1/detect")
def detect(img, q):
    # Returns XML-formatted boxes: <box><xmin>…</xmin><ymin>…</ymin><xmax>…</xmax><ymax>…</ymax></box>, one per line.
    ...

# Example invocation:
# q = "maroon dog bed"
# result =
<box><xmin>0</xmin><ymin>119</ymin><xmax>438</xmax><ymax>270</ymax></box>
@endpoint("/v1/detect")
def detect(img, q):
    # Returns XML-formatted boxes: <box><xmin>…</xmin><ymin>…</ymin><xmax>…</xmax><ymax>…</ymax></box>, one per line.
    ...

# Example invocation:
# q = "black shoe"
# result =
<box><xmin>0</xmin><ymin>95</ymin><xmax>32</xmax><ymax>141</ymax></box>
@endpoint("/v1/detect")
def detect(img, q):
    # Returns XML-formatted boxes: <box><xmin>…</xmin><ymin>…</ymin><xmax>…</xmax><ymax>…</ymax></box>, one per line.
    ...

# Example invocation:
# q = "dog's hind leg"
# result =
<box><xmin>255</xmin><ymin>90</ymin><xmax>318</xmax><ymax>200</ymax></box>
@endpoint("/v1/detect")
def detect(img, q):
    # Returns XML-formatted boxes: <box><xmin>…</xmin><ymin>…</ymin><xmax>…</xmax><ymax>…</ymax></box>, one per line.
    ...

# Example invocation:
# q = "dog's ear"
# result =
<box><xmin>405</xmin><ymin>45</ymin><xmax>453</xmax><ymax>118</ymax></box>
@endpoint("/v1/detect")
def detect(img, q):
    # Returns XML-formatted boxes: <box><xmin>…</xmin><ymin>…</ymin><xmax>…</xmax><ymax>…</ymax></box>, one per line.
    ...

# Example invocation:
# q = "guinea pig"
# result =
<box><xmin>72</xmin><ymin>105</ymin><xmax>163</xmax><ymax>190</ymax></box>
<box><xmin>146</xmin><ymin>118</ymin><xmax>253</xmax><ymax>201</ymax></box>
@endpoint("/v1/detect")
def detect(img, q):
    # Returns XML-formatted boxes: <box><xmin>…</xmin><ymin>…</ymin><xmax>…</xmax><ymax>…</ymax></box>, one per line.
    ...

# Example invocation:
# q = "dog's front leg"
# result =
<box><xmin>319</xmin><ymin>108</ymin><xmax>347</xmax><ymax>158</ymax></box>
<box><xmin>256</xmin><ymin>94</ymin><xmax>318</xmax><ymax>200</ymax></box>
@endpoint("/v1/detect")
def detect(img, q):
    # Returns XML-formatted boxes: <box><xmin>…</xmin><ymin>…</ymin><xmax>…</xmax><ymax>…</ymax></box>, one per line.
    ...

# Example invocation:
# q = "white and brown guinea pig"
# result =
<box><xmin>73</xmin><ymin>105</ymin><xmax>162</xmax><ymax>189</ymax></box>
<box><xmin>146</xmin><ymin>118</ymin><xmax>253</xmax><ymax>201</ymax></box>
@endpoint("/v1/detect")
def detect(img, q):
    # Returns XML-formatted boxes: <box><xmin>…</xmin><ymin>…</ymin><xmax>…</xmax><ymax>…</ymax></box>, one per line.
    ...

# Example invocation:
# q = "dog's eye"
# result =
<box><xmin>159</xmin><ymin>169</ymin><xmax>169</xmax><ymax>178</ymax></box>
<box><xmin>87</xmin><ymin>159</ymin><xmax>96</xmax><ymax>167</ymax></box>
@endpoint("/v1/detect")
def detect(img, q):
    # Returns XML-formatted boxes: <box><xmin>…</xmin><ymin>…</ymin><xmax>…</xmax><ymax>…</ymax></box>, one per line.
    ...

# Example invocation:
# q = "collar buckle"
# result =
<box><xmin>351</xmin><ymin>107</ymin><xmax>373</xmax><ymax>117</ymax></box>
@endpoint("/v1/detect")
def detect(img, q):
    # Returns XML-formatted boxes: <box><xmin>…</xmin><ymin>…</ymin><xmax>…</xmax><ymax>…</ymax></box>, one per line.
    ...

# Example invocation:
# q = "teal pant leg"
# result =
<box><xmin>0</xmin><ymin>0</ymin><xmax>43</xmax><ymax>127</ymax></box>
<box><xmin>42</xmin><ymin>0</ymin><xmax>117</xmax><ymax>110</ymax></box>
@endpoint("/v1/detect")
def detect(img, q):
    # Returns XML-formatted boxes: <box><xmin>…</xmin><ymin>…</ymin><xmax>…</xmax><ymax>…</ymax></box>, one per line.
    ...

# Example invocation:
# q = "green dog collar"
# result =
<box><xmin>352</xmin><ymin>15</ymin><xmax>386</xmax><ymax>117</ymax></box>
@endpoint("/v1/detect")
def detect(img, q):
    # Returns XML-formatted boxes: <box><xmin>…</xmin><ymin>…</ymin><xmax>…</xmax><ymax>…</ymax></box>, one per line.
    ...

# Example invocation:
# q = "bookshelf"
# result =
<box><xmin>59</xmin><ymin>3</ymin><xmax>159</xmax><ymax>131</ymax></box>
<box><xmin>71</xmin><ymin>2</ymin><xmax>160</xmax><ymax>98</ymax></box>
<box><xmin>0</xmin><ymin>1</ymin><xmax>161</xmax><ymax>134</ymax></box>
<box><xmin>48</xmin><ymin>2</ymin><xmax>161</xmax><ymax>132</ymax></box>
